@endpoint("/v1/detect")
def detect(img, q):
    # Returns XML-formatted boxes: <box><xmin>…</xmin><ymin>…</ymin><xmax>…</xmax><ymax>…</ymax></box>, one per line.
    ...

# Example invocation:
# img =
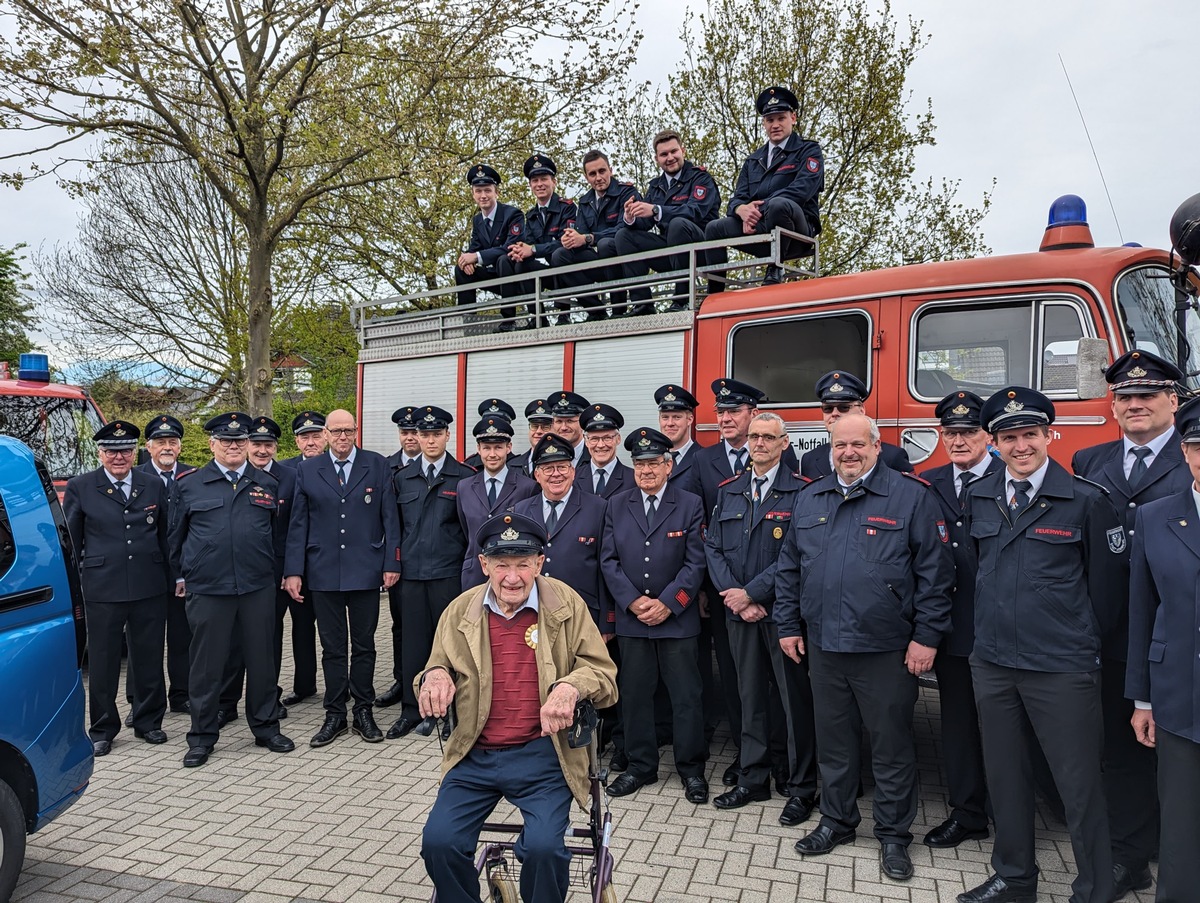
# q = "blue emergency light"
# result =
<box><xmin>18</xmin><ymin>353</ymin><xmax>51</xmax><ymax>382</ymax></box>
<box><xmin>1040</xmin><ymin>195</ymin><xmax>1094</xmax><ymax>251</ymax></box>
<box><xmin>1047</xmin><ymin>194</ymin><xmax>1088</xmax><ymax>227</ymax></box>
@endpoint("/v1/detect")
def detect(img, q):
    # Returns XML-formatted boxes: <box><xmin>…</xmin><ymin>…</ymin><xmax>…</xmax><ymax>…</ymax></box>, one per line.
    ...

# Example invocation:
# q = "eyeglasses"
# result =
<box><xmin>747</xmin><ymin>433</ymin><xmax>785</xmax><ymax>442</ymax></box>
<box><xmin>942</xmin><ymin>428</ymin><xmax>982</xmax><ymax>439</ymax></box>
<box><xmin>585</xmin><ymin>433</ymin><xmax>618</xmax><ymax>445</ymax></box>
<box><xmin>99</xmin><ymin>448</ymin><xmax>134</xmax><ymax>457</ymax></box>
<box><xmin>713</xmin><ymin>405</ymin><xmax>751</xmax><ymax>414</ymax></box>
<box><xmin>632</xmin><ymin>459</ymin><xmax>670</xmax><ymax>469</ymax></box>
<box><xmin>214</xmin><ymin>438</ymin><xmax>248</xmax><ymax>448</ymax></box>
<box><xmin>536</xmin><ymin>463</ymin><xmax>573</xmax><ymax>474</ymax></box>
<box><xmin>821</xmin><ymin>402</ymin><xmax>861</xmax><ymax>414</ymax></box>
<box><xmin>326</xmin><ymin>428</ymin><xmax>356</xmax><ymax>436</ymax></box>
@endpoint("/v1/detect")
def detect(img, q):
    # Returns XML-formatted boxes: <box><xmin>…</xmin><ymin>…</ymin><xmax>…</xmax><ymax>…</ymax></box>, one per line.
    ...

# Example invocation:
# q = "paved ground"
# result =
<box><xmin>15</xmin><ymin>616</ymin><xmax>1157</xmax><ymax>903</ymax></box>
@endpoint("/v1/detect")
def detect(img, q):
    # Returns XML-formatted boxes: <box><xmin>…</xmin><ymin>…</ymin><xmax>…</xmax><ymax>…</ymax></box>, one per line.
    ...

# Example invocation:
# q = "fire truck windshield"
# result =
<box><xmin>1115</xmin><ymin>264</ymin><xmax>1200</xmax><ymax>392</ymax></box>
<box><xmin>0</xmin><ymin>394</ymin><xmax>103</xmax><ymax>481</ymax></box>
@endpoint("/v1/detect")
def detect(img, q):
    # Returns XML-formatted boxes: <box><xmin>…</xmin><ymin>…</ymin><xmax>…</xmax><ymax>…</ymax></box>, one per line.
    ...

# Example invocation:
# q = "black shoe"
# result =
<box><xmin>779</xmin><ymin>796</ymin><xmax>817</xmax><ymax>827</ymax></box>
<box><xmin>497</xmin><ymin>321</ymin><xmax>515</xmax><ymax>333</ymax></box>
<box><xmin>169</xmin><ymin>701</ymin><xmax>191</xmax><ymax>714</ymax></box>
<box><xmin>721</xmin><ymin>764</ymin><xmax>739</xmax><ymax>786</ymax></box>
<box><xmin>280</xmin><ymin>692</ymin><xmax>313</xmax><ymax>707</ymax></box>
<box><xmin>584</xmin><ymin>311</ymin><xmax>606</xmax><ymax>323</ymax></box>
<box><xmin>255</xmin><ymin>733</ymin><xmax>296</xmax><ymax>753</ymax></box>
<box><xmin>92</xmin><ymin>740</ymin><xmax>112</xmax><ymax>757</ymax></box>
<box><xmin>623</xmin><ymin>304</ymin><xmax>654</xmax><ymax>317</ymax></box>
<box><xmin>713</xmin><ymin>785</ymin><xmax>771</xmax><ymax>810</ymax></box>
<box><xmin>666</xmin><ymin>302</ymin><xmax>690</xmax><ymax>312</ymax></box>
<box><xmin>135</xmin><ymin>729</ymin><xmax>168</xmax><ymax>745</ymax></box>
<box><xmin>352</xmin><ymin>710</ymin><xmax>384</xmax><ymax>743</ymax></box>
<box><xmin>310</xmin><ymin>715</ymin><xmax>348</xmax><ymax>748</ymax></box>
<box><xmin>956</xmin><ymin>875</ymin><xmax>1037</xmax><ymax>903</ymax></box>
<box><xmin>683</xmin><ymin>776</ymin><xmax>708</xmax><ymax>804</ymax></box>
<box><xmin>763</xmin><ymin>265</ymin><xmax>784</xmax><ymax>285</ymax></box>
<box><xmin>880</xmin><ymin>843</ymin><xmax>913</xmax><ymax>881</ymax></box>
<box><xmin>794</xmin><ymin>824</ymin><xmax>856</xmax><ymax>856</ymax></box>
<box><xmin>386</xmin><ymin>715</ymin><xmax>421</xmax><ymax>739</ymax></box>
<box><xmin>924</xmin><ymin>817</ymin><xmax>989</xmax><ymax>848</ymax></box>
<box><xmin>216</xmin><ymin>709</ymin><xmax>239</xmax><ymax>729</ymax></box>
<box><xmin>440</xmin><ymin>718</ymin><xmax>453</xmax><ymax>741</ymax></box>
<box><xmin>606</xmin><ymin>772</ymin><xmax>657</xmax><ymax>797</ymax></box>
<box><xmin>1110</xmin><ymin>863</ymin><xmax>1152</xmax><ymax>900</ymax></box>
<box><xmin>609</xmin><ymin>750</ymin><xmax>628</xmax><ymax>772</ymax></box>
<box><xmin>277</xmin><ymin>705</ymin><xmax>288</xmax><ymax>720</ymax></box>
<box><xmin>772</xmin><ymin>766</ymin><xmax>789</xmax><ymax>797</ymax></box>
<box><xmin>124</xmin><ymin>712</ymin><xmax>134</xmax><ymax>728</ymax></box>
<box><xmin>183</xmin><ymin>745</ymin><xmax>212</xmax><ymax>768</ymax></box>
<box><xmin>374</xmin><ymin>682</ymin><xmax>403</xmax><ymax>708</ymax></box>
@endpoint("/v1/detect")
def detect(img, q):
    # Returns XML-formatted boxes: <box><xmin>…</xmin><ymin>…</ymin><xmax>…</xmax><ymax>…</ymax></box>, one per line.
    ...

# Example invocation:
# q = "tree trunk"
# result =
<box><xmin>246</xmin><ymin>230</ymin><xmax>274</xmax><ymax>416</ymax></box>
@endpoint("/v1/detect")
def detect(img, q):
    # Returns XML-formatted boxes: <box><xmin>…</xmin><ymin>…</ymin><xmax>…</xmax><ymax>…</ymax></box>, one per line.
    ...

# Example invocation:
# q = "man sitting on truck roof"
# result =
<box><xmin>454</xmin><ymin>164</ymin><xmax>524</xmax><ymax>313</ymax></box>
<box><xmin>704</xmin><ymin>85</ymin><xmax>824</xmax><ymax>292</ymax></box>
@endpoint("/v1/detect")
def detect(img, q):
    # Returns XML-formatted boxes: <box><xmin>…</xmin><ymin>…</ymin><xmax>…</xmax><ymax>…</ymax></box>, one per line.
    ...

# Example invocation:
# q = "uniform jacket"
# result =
<box><xmin>965</xmin><ymin>459</ymin><xmax>1128</xmax><ymax>672</ymax></box>
<box><xmin>283</xmin><ymin>450</ymin><xmax>401</xmax><ymax>592</ymax></box>
<box><xmin>461</xmin><ymin>449</ymin><xmax>518</xmax><ymax>471</ymax></box>
<box><xmin>1072</xmin><ymin>431</ymin><xmax>1191</xmax><ymax>660</ymax></box>
<box><xmin>457</xmin><ymin>468</ymin><xmax>539</xmax><ymax>590</ymax></box>
<box><xmin>467</xmin><ymin>202</ymin><xmax>525</xmax><ymax>269</ymax></box>
<box><xmin>600</xmin><ymin>482</ymin><xmax>706</xmax><ymax>640</ymax></box>
<box><xmin>168</xmin><ymin>460</ymin><xmax>278</xmax><ymax>595</ymax></box>
<box><xmin>575</xmin><ymin>180</ymin><xmax>640</xmax><ymax>241</ymax></box>
<box><xmin>138</xmin><ymin>459</ymin><xmax>194</xmax><ymax>484</ymax></box>
<box><xmin>394</xmin><ymin>457</ymin><xmax>475</xmax><ymax>580</ymax></box>
<box><xmin>774</xmin><ymin>466</ymin><xmax>953</xmax><ymax>653</ymax></box>
<box><xmin>510</xmin><ymin>448</ymin><xmax>534</xmax><ymax>478</ymax></box>
<box><xmin>692</xmin><ymin>439</ymin><xmax>799</xmax><ymax>522</ymax></box>
<box><xmin>801</xmin><ymin>441</ymin><xmax>913</xmax><ymax>479</ymax></box>
<box><xmin>704</xmin><ymin>467</ymin><xmax>806</xmax><ymax>621</ymax></box>
<box><xmin>522</xmin><ymin>194</ymin><xmax>578</xmax><ymax>260</ymax></box>
<box><xmin>574</xmin><ymin>460</ymin><xmax>633</xmax><ymax>500</ymax></box>
<box><xmin>1125</xmin><ymin>489</ymin><xmax>1200</xmax><ymax>742</ymax></box>
<box><xmin>513</xmin><ymin>490</ymin><xmax>612</xmax><ymax>630</ymax></box>
<box><xmin>668</xmin><ymin>445</ymin><xmax>700</xmax><ymax>498</ymax></box>
<box><xmin>627</xmin><ymin>161</ymin><xmax>721</xmax><ymax>233</ymax></box>
<box><xmin>919</xmin><ymin>457</ymin><xmax>1005</xmax><ymax>657</ymax></box>
<box><xmin>63</xmin><ymin>467</ymin><xmax>171</xmax><ymax>604</ymax></box>
<box><xmin>260</xmin><ymin>461</ymin><xmax>296</xmax><ymax>583</ymax></box>
<box><xmin>416</xmin><ymin>576</ymin><xmax>618</xmax><ymax>807</ymax></box>
<box><xmin>726</xmin><ymin>132</ymin><xmax>824</xmax><ymax>235</ymax></box>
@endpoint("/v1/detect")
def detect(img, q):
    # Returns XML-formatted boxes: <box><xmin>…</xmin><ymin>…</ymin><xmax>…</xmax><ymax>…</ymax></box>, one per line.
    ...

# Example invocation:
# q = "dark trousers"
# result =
<box><xmin>87</xmin><ymin>596</ymin><xmax>167</xmax><ymax>741</ymax></box>
<box><xmin>1100</xmin><ymin>657</ymin><xmax>1157</xmax><ymax>869</ymax></box>
<box><xmin>185</xmin><ymin>588</ymin><xmax>280</xmax><ymax>748</ymax></box>
<box><xmin>971</xmin><ymin>659</ymin><xmax>1112</xmax><ymax>903</ymax></box>
<box><xmin>277</xmin><ymin>584</ymin><xmax>318</xmax><ymax>697</ymax></box>
<box><xmin>219</xmin><ymin>586</ymin><xmax>312</xmax><ymax>711</ymax></box>
<box><xmin>386</xmin><ymin>583</ymin><xmax>404</xmax><ymax>685</ymax></box>
<box><xmin>617</xmin><ymin>635</ymin><xmax>707</xmax><ymax>780</ymax></box>
<box><xmin>495</xmin><ymin>255</ymin><xmax>560</xmax><ymax>326</ymax></box>
<box><xmin>311</xmin><ymin>589</ymin><xmax>380</xmax><ymax>716</ymax></box>
<box><xmin>808</xmin><ymin>645</ymin><xmax>918</xmax><ymax>845</ymax></box>
<box><xmin>1156</xmin><ymin>727</ymin><xmax>1200</xmax><ymax>902</ymax></box>
<box><xmin>703</xmin><ymin>197</ymin><xmax>813</xmax><ymax>291</ymax></box>
<box><xmin>613</xmin><ymin>219</ymin><xmax>706</xmax><ymax>304</ymax></box>
<box><xmin>699</xmin><ymin>591</ymin><xmax>743</xmax><ymax>753</ymax></box>
<box><xmin>932</xmin><ymin>653</ymin><xmax>989</xmax><ymax>831</ymax></box>
<box><xmin>422</xmin><ymin>736</ymin><xmax>572</xmax><ymax>903</ymax></box>
<box><xmin>400</xmin><ymin>577</ymin><xmax>461</xmax><ymax>719</ymax></box>
<box><xmin>727</xmin><ymin>617</ymin><xmax>818</xmax><ymax>797</ymax></box>
<box><xmin>550</xmin><ymin>238</ymin><xmax>625</xmax><ymax>314</ymax></box>
<box><xmin>453</xmin><ymin>263</ymin><xmax>500</xmax><ymax>307</ymax></box>
<box><xmin>166</xmin><ymin>597</ymin><xmax>192</xmax><ymax>707</ymax></box>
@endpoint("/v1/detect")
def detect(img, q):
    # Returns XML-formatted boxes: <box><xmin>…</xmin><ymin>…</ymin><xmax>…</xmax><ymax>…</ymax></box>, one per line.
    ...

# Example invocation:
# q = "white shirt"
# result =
<box><xmin>329</xmin><ymin>446</ymin><xmax>357</xmax><ymax>483</ymax></box>
<box><xmin>1121</xmin><ymin>428</ymin><xmax>1175</xmax><ymax>479</ymax></box>
<box><xmin>671</xmin><ymin>439</ymin><xmax>695</xmax><ymax>464</ymax></box>
<box><xmin>484</xmin><ymin>467</ymin><xmax>509</xmax><ymax>500</ymax></box>
<box><xmin>953</xmin><ymin>456</ymin><xmax>995</xmax><ymax>497</ymax></box>
<box><xmin>724</xmin><ymin>440</ymin><xmax>749</xmax><ymax>473</ymax></box>
<box><xmin>1005</xmin><ymin>458</ymin><xmax>1050</xmax><ymax>507</ymax></box>
<box><xmin>592</xmin><ymin>460</ymin><xmax>614</xmax><ymax>491</ymax></box>
<box><xmin>422</xmin><ymin>452</ymin><xmax>447</xmax><ymax>479</ymax></box>
<box><xmin>104</xmin><ymin>468</ymin><xmax>132</xmax><ymax>496</ymax></box>
<box><xmin>640</xmin><ymin>488</ymin><xmax>664</xmax><ymax>517</ymax></box>
<box><xmin>572</xmin><ymin>441</ymin><xmax>587</xmax><ymax>466</ymax></box>
<box><xmin>475</xmin><ymin>205</ymin><xmax>497</xmax><ymax>265</ymax></box>
<box><xmin>748</xmin><ymin>462</ymin><xmax>781</xmax><ymax>500</ymax></box>
<box><xmin>482</xmin><ymin>582</ymin><xmax>540</xmax><ymax>620</ymax></box>
<box><xmin>543</xmin><ymin>488</ymin><xmax>572</xmax><ymax>523</ymax></box>
<box><xmin>837</xmin><ymin>465</ymin><xmax>876</xmax><ymax>492</ymax></box>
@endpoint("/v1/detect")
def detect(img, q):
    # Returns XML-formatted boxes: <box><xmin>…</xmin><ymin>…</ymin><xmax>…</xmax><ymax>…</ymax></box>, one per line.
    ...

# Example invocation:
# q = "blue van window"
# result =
<box><xmin>0</xmin><ymin>496</ymin><xmax>14</xmax><ymax>578</ymax></box>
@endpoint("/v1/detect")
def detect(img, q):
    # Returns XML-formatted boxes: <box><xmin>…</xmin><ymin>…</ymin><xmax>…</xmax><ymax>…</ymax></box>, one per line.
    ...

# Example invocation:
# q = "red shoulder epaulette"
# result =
<box><xmin>796</xmin><ymin>472</ymin><xmax>809</xmax><ymax>482</ymax></box>
<box><xmin>176</xmin><ymin>466</ymin><xmax>199</xmax><ymax>479</ymax></box>
<box><xmin>900</xmin><ymin>471</ymin><xmax>932</xmax><ymax>487</ymax></box>
<box><xmin>717</xmin><ymin>473</ymin><xmax>740</xmax><ymax>488</ymax></box>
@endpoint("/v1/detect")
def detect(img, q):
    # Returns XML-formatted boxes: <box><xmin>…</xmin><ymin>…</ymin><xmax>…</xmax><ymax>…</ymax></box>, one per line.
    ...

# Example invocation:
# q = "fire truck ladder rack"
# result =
<box><xmin>355</xmin><ymin>228</ymin><xmax>818</xmax><ymax>359</ymax></box>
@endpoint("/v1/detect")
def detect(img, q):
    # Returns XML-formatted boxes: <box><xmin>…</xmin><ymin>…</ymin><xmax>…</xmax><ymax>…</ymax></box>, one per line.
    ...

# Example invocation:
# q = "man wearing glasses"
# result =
<box><xmin>64</xmin><ymin>420</ymin><xmax>172</xmax><ymax>756</ymax></box>
<box><xmin>800</xmin><ymin>370</ymin><xmax>913</xmax><ymax>479</ymax></box>
<box><xmin>169</xmin><ymin>412</ymin><xmax>294</xmax><ymax>767</ymax></box>
<box><xmin>576</xmin><ymin>404</ymin><xmax>632</xmax><ymax>500</ymax></box>
<box><xmin>285</xmin><ymin>409</ymin><xmax>401</xmax><ymax>747</ymax></box>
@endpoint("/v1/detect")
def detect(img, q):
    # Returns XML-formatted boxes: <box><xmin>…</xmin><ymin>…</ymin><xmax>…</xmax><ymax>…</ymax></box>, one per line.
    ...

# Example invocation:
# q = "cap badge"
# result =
<box><xmin>303</xmin><ymin>419</ymin><xmax>314</xmax><ymax>427</ymax></box>
<box><xmin>952</xmin><ymin>404</ymin><xmax>970</xmax><ymax>416</ymax></box>
<box><xmin>664</xmin><ymin>391</ymin><xmax>676</xmax><ymax>402</ymax></box>
<box><xmin>500</xmin><ymin>526</ymin><xmax>520</xmax><ymax>541</ymax></box>
<box><xmin>1004</xmin><ymin>399</ymin><xmax>1024</xmax><ymax>413</ymax></box>
<box><xmin>113</xmin><ymin>428</ymin><xmax>126</xmax><ymax>437</ymax></box>
<box><xmin>424</xmin><ymin>413</ymin><xmax>435</xmax><ymax>422</ymax></box>
<box><xmin>485</xmin><ymin>425</ymin><xmax>498</xmax><ymax>435</ymax></box>
<box><xmin>829</xmin><ymin>383</ymin><xmax>843</xmax><ymax>394</ymax></box>
<box><xmin>638</xmin><ymin>436</ymin><xmax>651</xmax><ymax>448</ymax></box>
<box><xmin>592</xmin><ymin>413</ymin><xmax>605</xmax><ymax>422</ymax></box>
<box><xmin>719</xmin><ymin>386</ymin><xmax>730</xmax><ymax>396</ymax></box>
<box><xmin>487</xmin><ymin>403</ymin><xmax>499</xmax><ymax>412</ymax></box>
<box><xmin>256</xmin><ymin>425</ymin><xmax>269</xmax><ymax>433</ymax></box>
<box><xmin>1127</xmin><ymin>366</ymin><xmax>1148</xmax><ymax>378</ymax></box>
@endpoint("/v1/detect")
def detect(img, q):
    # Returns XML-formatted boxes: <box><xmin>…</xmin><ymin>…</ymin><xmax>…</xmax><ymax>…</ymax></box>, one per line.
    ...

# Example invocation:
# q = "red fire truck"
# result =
<box><xmin>354</xmin><ymin>196</ymin><xmax>1200</xmax><ymax>465</ymax></box>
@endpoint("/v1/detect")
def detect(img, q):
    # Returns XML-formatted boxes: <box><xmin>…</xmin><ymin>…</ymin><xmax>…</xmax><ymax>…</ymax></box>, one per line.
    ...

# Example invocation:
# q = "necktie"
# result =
<box><xmin>546</xmin><ymin>499</ymin><xmax>560</xmax><ymax>534</ymax></box>
<box><xmin>114</xmin><ymin>479</ymin><xmax>128</xmax><ymax>501</ymax></box>
<box><xmin>646</xmin><ymin>494</ymin><xmax>658</xmax><ymax>529</ymax></box>
<box><xmin>487</xmin><ymin>477</ymin><xmax>498</xmax><ymax>507</ymax></box>
<box><xmin>753</xmin><ymin>476</ymin><xmax>767</xmax><ymax>512</ymax></box>
<box><xmin>732</xmin><ymin>448</ymin><xmax>747</xmax><ymax>474</ymax></box>
<box><xmin>595</xmin><ymin>468</ymin><xmax>607</xmax><ymax>495</ymax></box>
<box><xmin>427</xmin><ymin>463</ymin><xmax>436</xmax><ymax>485</ymax></box>
<box><xmin>842</xmin><ymin>479</ymin><xmax>863</xmax><ymax>499</ymax></box>
<box><xmin>335</xmin><ymin>460</ymin><xmax>347</xmax><ymax>487</ymax></box>
<box><xmin>957</xmin><ymin>470</ymin><xmax>973</xmax><ymax>501</ymax></box>
<box><xmin>671</xmin><ymin>450</ymin><xmax>680</xmax><ymax>464</ymax></box>
<box><xmin>1009</xmin><ymin>479</ymin><xmax>1032</xmax><ymax>514</ymax></box>
<box><xmin>767</xmin><ymin>144</ymin><xmax>777</xmax><ymax>168</ymax></box>
<box><xmin>1129</xmin><ymin>446</ymin><xmax>1152</xmax><ymax>489</ymax></box>
<box><xmin>226</xmin><ymin>470</ymin><xmax>239</xmax><ymax>489</ymax></box>
<box><xmin>160</xmin><ymin>469</ymin><xmax>173</xmax><ymax>486</ymax></box>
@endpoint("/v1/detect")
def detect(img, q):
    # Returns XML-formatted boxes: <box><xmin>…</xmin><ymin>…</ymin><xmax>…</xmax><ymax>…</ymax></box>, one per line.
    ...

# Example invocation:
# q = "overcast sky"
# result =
<box><xmin>2</xmin><ymin>0</ymin><xmax>1196</xmax><ymax>273</ymax></box>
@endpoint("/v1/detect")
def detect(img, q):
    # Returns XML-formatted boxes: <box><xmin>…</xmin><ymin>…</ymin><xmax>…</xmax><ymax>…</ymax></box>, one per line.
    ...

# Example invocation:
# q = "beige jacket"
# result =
<box><xmin>415</xmin><ymin>575</ymin><xmax>619</xmax><ymax>807</ymax></box>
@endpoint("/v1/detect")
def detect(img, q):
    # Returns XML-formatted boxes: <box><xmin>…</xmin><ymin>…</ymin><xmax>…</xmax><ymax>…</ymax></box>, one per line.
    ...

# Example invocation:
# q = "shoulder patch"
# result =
<box><xmin>795</xmin><ymin>472</ymin><xmax>808</xmax><ymax>482</ymax></box>
<box><xmin>900</xmin><ymin>471</ymin><xmax>932</xmax><ymax>487</ymax></box>
<box><xmin>177</xmin><ymin>467</ymin><xmax>199</xmax><ymax>479</ymax></box>
<box><xmin>717</xmin><ymin>474</ymin><xmax>740</xmax><ymax>488</ymax></box>
<box><xmin>1073</xmin><ymin>475</ymin><xmax>1111</xmax><ymax>495</ymax></box>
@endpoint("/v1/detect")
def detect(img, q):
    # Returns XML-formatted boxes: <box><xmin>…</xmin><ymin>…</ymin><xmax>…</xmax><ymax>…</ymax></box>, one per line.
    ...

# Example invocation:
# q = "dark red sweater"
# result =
<box><xmin>477</xmin><ymin>608</ymin><xmax>543</xmax><ymax>748</ymax></box>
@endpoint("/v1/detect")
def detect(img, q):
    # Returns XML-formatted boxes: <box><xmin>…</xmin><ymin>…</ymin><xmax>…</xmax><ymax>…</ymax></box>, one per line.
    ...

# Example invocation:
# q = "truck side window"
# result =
<box><xmin>0</xmin><ymin>497</ymin><xmax>15</xmax><ymax>581</ymax></box>
<box><xmin>731</xmin><ymin>312</ymin><xmax>871</xmax><ymax>405</ymax></box>
<box><xmin>1039</xmin><ymin>304</ymin><xmax>1086</xmax><ymax>393</ymax></box>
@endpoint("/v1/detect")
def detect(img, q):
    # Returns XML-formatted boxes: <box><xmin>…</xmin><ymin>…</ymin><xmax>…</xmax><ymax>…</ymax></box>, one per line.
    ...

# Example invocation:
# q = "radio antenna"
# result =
<box><xmin>1059</xmin><ymin>54</ymin><xmax>1123</xmax><ymax>243</ymax></box>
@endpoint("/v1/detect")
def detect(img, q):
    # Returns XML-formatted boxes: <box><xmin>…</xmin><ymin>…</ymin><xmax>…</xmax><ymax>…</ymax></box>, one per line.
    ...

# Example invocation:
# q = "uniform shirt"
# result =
<box><xmin>1121</xmin><ymin>428</ymin><xmax>1175</xmax><ymax>479</ymax></box>
<box><xmin>1004</xmin><ymin>458</ymin><xmax>1048</xmax><ymax>509</ymax></box>
<box><xmin>954</xmin><ymin>456</ymin><xmax>995</xmax><ymax>498</ymax></box>
<box><xmin>748</xmin><ymin>462</ymin><xmax>781</xmax><ymax>501</ymax></box>
<box><xmin>544</xmin><ymin>488</ymin><xmax>573</xmax><ymax>524</ymax></box>
<box><xmin>672</xmin><ymin>440</ymin><xmax>695</xmax><ymax>464</ymax></box>
<box><xmin>575</xmin><ymin>180</ymin><xmax>640</xmax><ymax>241</ymax></box>
<box><xmin>522</xmin><ymin>194</ymin><xmax>577</xmax><ymax>260</ymax></box>
<box><xmin>328</xmin><ymin>447</ymin><xmax>356</xmax><ymax>484</ymax></box>
<box><xmin>422</xmin><ymin>452</ymin><xmax>447</xmax><ymax>480</ymax></box>
<box><xmin>726</xmin><ymin>132</ymin><xmax>824</xmax><ymax>235</ymax></box>
<box><xmin>624</xmin><ymin>161</ymin><xmax>721</xmax><ymax>233</ymax></box>
<box><xmin>591</xmin><ymin>460</ymin><xmax>616</xmax><ymax>492</ymax></box>
<box><xmin>725</xmin><ymin>440</ymin><xmax>750</xmax><ymax>474</ymax></box>
<box><xmin>467</xmin><ymin>202</ymin><xmax>525</xmax><ymax>268</ymax></box>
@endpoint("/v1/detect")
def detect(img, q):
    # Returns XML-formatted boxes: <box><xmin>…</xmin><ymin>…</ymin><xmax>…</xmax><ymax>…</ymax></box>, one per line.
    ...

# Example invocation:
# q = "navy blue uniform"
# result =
<box><xmin>1073</xmin><ymin>432</ymin><xmax>1188</xmax><ymax>877</ymax></box>
<box><xmin>551</xmin><ymin>181</ymin><xmax>642</xmax><ymax>315</ymax></box>
<box><xmin>965</xmin><ymin>460</ymin><xmax>1127</xmax><ymax>903</ymax></box>
<box><xmin>800</xmin><ymin>441</ymin><xmax>912</xmax><ymax>479</ymax></box>
<box><xmin>64</xmin><ymin>467</ymin><xmax>171</xmax><ymax>741</ymax></box>
<box><xmin>454</xmin><ymin>202</ymin><xmax>525</xmax><ymax>307</ymax></box>
<box><xmin>705</xmin><ymin>467</ymin><xmax>817</xmax><ymax>798</ymax></box>
<box><xmin>1126</xmin><ymin>488</ymin><xmax>1200</xmax><ymax>901</ymax></box>
<box><xmin>574</xmin><ymin>460</ymin><xmax>633</xmax><ymax>500</ymax></box>
<box><xmin>168</xmin><ymin>461</ymin><xmax>283</xmax><ymax>748</ymax></box>
<box><xmin>496</xmin><ymin>194</ymin><xmax>578</xmax><ymax>326</ymax></box>
<box><xmin>774</xmin><ymin>466</ymin><xmax>953</xmax><ymax>846</ymax></box>
<box><xmin>456</xmin><ymin>467</ymin><xmax>539</xmax><ymax>590</ymax></box>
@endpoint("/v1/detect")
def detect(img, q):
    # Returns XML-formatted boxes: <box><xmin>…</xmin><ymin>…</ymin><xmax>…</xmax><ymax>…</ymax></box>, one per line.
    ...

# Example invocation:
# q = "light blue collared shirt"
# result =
<box><xmin>482</xmin><ymin>582</ymin><xmax>540</xmax><ymax>620</ymax></box>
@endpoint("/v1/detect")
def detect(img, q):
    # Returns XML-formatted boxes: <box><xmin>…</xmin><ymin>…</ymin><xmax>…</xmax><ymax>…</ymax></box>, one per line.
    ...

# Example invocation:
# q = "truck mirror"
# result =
<box><xmin>900</xmin><ymin>428</ymin><xmax>938</xmax><ymax>466</ymax></box>
<box><xmin>1075</xmin><ymin>338</ymin><xmax>1110</xmax><ymax>399</ymax></box>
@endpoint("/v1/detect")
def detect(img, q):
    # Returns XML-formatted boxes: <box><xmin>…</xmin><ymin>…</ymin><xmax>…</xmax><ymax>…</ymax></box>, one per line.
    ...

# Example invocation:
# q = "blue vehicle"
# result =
<box><xmin>0</xmin><ymin>436</ymin><xmax>93</xmax><ymax>900</ymax></box>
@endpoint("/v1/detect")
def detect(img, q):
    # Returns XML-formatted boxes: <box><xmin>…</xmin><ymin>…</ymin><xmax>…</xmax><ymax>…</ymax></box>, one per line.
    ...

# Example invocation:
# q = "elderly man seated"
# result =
<box><xmin>418</xmin><ymin>513</ymin><xmax>619</xmax><ymax>903</ymax></box>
